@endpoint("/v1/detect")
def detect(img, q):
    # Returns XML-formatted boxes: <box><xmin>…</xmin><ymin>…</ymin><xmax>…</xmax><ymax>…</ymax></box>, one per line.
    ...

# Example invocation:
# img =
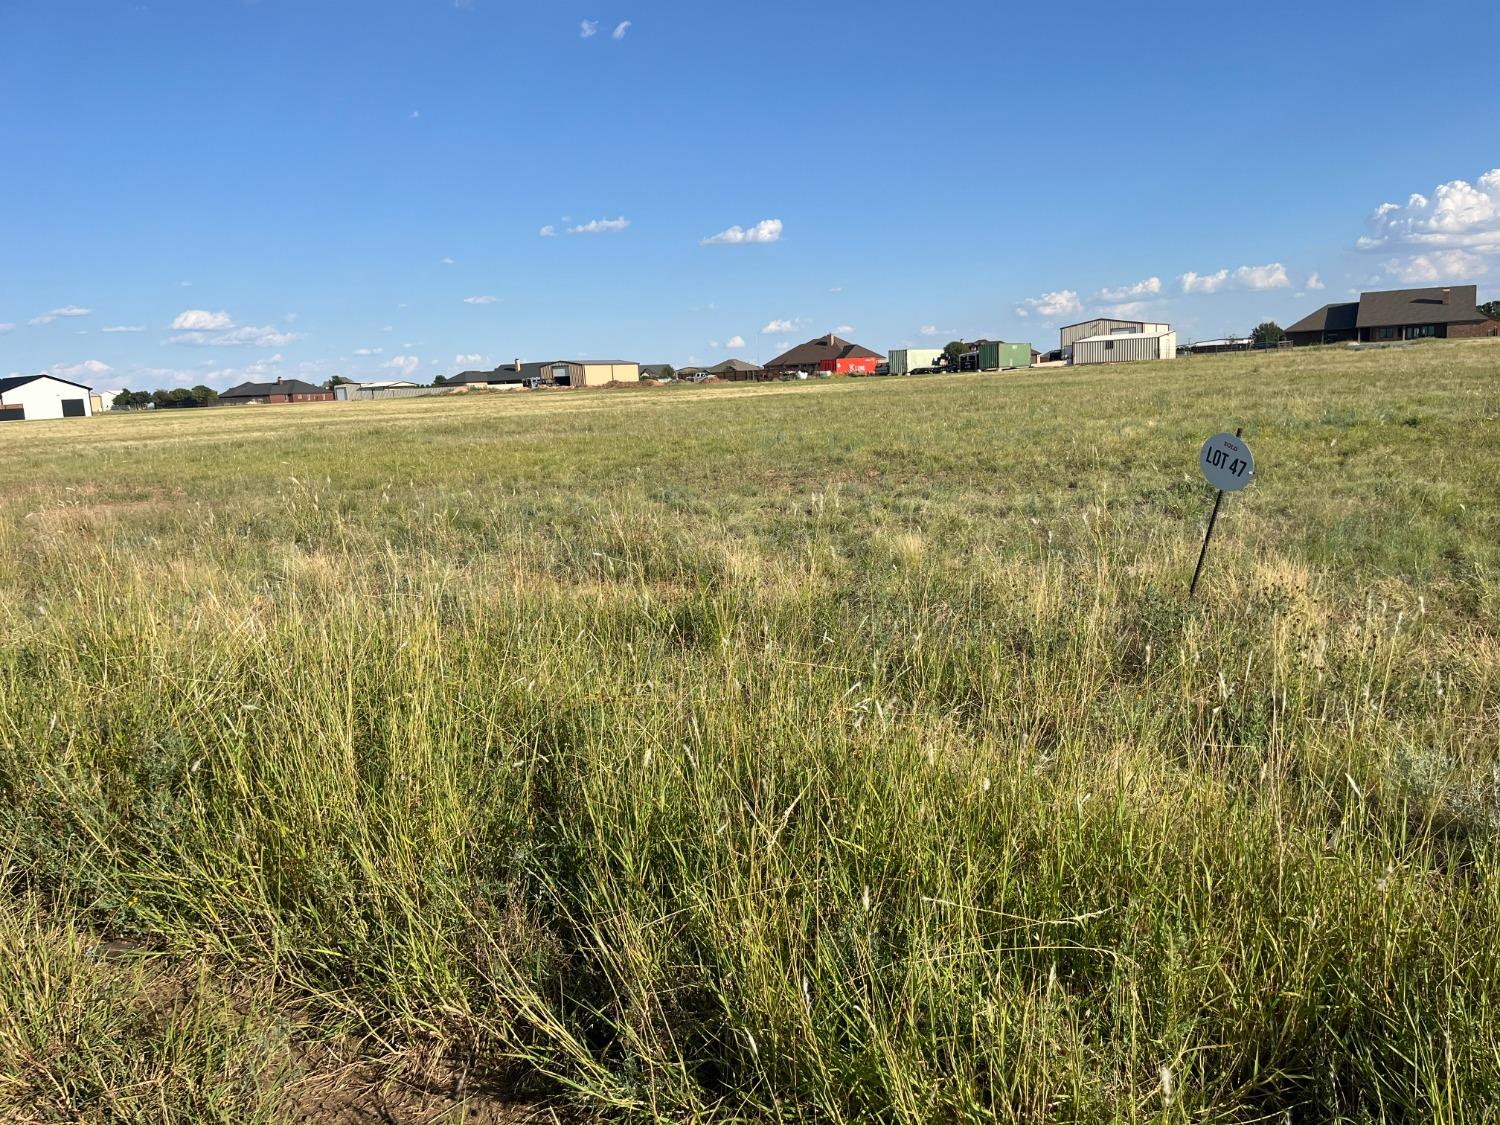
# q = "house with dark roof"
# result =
<box><xmin>452</xmin><ymin>361</ymin><xmax>550</xmax><ymax>387</ymax></box>
<box><xmin>708</xmin><ymin>358</ymin><xmax>767</xmax><ymax>382</ymax></box>
<box><xmin>451</xmin><ymin>359</ymin><xmax>640</xmax><ymax>389</ymax></box>
<box><xmin>763</xmin><ymin>334</ymin><xmax>882</xmax><ymax>377</ymax></box>
<box><xmin>1286</xmin><ymin>285</ymin><xmax>1499</xmax><ymax>346</ymax></box>
<box><xmin>219</xmin><ymin>377</ymin><xmax>332</xmax><ymax>404</ymax></box>
<box><xmin>0</xmin><ymin>373</ymin><xmax>95</xmax><ymax>422</ymax></box>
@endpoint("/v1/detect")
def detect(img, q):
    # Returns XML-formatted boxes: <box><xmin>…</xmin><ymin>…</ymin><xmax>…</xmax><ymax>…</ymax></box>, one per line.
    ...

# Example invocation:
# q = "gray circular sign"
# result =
<box><xmin>1199</xmin><ymin>432</ymin><xmax>1255</xmax><ymax>492</ymax></box>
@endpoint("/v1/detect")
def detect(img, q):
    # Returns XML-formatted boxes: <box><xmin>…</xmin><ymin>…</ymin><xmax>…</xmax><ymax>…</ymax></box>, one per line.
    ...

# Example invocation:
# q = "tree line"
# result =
<box><xmin>112</xmin><ymin>386</ymin><xmax>220</xmax><ymax>409</ymax></box>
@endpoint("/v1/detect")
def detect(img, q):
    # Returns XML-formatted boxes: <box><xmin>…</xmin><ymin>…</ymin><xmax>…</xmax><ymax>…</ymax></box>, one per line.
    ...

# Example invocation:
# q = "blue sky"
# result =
<box><xmin>2</xmin><ymin>0</ymin><xmax>1498</xmax><ymax>394</ymax></box>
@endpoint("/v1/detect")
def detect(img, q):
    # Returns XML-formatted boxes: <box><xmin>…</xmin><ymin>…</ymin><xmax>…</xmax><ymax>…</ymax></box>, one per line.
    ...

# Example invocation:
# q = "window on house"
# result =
<box><xmin>1405</xmin><ymin>324</ymin><xmax>1437</xmax><ymax>339</ymax></box>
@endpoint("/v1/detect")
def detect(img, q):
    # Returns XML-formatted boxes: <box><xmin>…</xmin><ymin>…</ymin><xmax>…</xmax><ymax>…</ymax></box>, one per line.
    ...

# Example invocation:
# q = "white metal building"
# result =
<box><xmin>1059</xmin><ymin>318</ymin><xmax>1171</xmax><ymax>350</ymax></box>
<box><xmin>1070</xmin><ymin>330</ymin><xmax>1177</xmax><ymax>365</ymax></box>
<box><xmin>0</xmin><ymin>374</ymin><xmax>95</xmax><ymax>422</ymax></box>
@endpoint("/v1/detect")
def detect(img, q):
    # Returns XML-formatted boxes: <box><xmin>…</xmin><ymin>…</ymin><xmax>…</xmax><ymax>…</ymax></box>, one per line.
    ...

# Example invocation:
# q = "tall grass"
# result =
<box><xmin>1</xmin><ymin>342</ymin><xmax>1498</xmax><ymax>1121</ymax></box>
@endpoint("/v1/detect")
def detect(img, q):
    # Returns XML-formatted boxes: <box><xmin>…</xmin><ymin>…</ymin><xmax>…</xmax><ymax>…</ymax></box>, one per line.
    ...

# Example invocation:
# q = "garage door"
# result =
<box><xmin>61</xmin><ymin>399</ymin><xmax>86</xmax><ymax>418</ymax></box>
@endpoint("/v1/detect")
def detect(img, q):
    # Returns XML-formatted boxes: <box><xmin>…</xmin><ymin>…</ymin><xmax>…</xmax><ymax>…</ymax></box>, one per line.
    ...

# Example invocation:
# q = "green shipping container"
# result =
<box><xmin>977</xmin><ymin>341</ymin><xmax>1032</xmax><ymax>370</ymax></box>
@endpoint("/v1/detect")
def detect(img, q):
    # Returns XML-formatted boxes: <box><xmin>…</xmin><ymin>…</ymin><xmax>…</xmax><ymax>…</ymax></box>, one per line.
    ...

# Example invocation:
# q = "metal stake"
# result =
<box><xmin>1189</xmin><ymin>426</ymin><xmax>1241</xmax><ymax>600</ymax></box>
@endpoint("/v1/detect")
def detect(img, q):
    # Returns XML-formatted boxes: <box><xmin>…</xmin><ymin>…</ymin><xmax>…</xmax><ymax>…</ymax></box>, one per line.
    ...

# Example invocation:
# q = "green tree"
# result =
<box><xmin>190</xmin><ymin>385</ymin><xmax>219</xmax><ymax>405</ymax></box>
<box><xmin>434</xmin><ymin>374</ymin><xmax>449</xmax><ymax>386</ymax></box>
<box><xmin>1251</xmin><ymin>321</ymin><xmax>1286</xmax><ymax>347</ymax></box>
<box><xmin>943</xmin><ymin>340</ymin><xmax>967</xmax><ymax>360</ymax></box>
<box><xmin>660</xmin><ymin>365</ymin><xmax>675</xmax><ymax>380</ymax></box>
<box><xmin>325</xmin><ymin>375</ymin><xmax>354</xmax><ymax>390</ymax></box>
<box><xmin>1478</xmin><ymin>300</ymin><xmax>1500</xmax><ymax>320</ymax></box>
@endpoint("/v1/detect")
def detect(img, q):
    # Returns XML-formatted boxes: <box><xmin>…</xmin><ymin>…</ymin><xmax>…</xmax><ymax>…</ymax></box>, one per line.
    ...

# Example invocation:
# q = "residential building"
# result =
<box><xmin>764</xmin><ymin>334</ymin><xmax>882</xmax><ymax>377</ymax></box>
<box><xmin>708</xmin><ymin>358</ymin><xmax>766</xmax><ymax>382</ymax></box>
<box><xmin>220</xmin><ymin>377</ymin><xmax>334</xmax><ymax>404</ymax></box>
<box><xmin>454</xmin><ymin>359</ymin><xmax>640</xmax><ymax>388</ymax></box>
<box><xmin>640</xmin><ymin>364</ymin><xmax>675</xmax><ymax>380</ymax></box>
<box><xmin>1286</xmin><ymin>285</ymin><xmax>1500</xmax><ymax>346</ymax></box>
<box><xmin>0</xmin><ymin>374</ymin><xmax>95</xmax><ymax>422</ymax></box>
<box><xmin>1071</xmin><ymin>330</ymin><xmax>1177</xmax><ymax>365</ymax></box>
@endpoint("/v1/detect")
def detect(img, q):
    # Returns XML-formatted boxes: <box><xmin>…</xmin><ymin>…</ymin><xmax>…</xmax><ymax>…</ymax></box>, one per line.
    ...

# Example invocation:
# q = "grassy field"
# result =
<box><xmin>2</xmin><ymin>342</ymin><xmax>1498</xmax><ymax>1122</ymax></box>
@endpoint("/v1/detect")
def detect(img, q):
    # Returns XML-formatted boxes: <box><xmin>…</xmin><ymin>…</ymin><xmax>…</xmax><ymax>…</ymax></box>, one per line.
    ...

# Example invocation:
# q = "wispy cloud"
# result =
<box><xmin>0</xmin><ymin>323</ymin><xmax>14</xmax><ymax>335</ymax></box>
<box><xmin>568</xmin><ymin>217</ymin><xmax>629</xmax><ymax>234</ymax></box>
<box><xmin>612</xmin><ymin>20</ymin><xmax>631</xmax><ymax>38</ymax></box>
<box><xmin>1306</xmin><ymin>272</ymin><xmax>1325</xmax><ymax>290</ymax></box>
<box><xmin>761</xmin><ymin>318</ymin><xmax>802</xmax><ymax>334</ymax></box>
<box><xmin>171</xmin><ymin>325</ymin><xmax>298</xmax><ymax>348</ymax></box>
<box><xmin>1095</xmin><ymin>276</ymin><xmax>1162</xmax><ymax>302</ymax></box>
<box><xmin>353</xmin><ymin>347</ymin><xmax>383</xmax><ymax>356</ymax></box>
<box><xmin>440</xmin><ymin>256</ymin><xmax>455</xmax><ymax>265</ymax></box>
<box><xmin>722</xmin><ymin>335</ymin><xmax>746</xmax><ymax>349</ymax></box>
<box><xmin>1179</xmin><ymin>263</ymin><xmax>1289</xmax><ymax>294</ymax></box>
<box><xmin>455</xmin><ymin>353</ymin><xmax>485</xmax><ymax>366</ymax></box>
<box><xmin>464</xmin><ymin>295</ymin><xmax>500</xmax><ymax>305</ymax></box>
<box><xmin>171</xmin><ymin>309</ymin><xmax>234</xmax><ymax>330</ymax></box>
<box><xmin>385</xmin><ymin>355</ymin><xmax>421</xmax><ymax>376</ymax></box>
<box><xmin>29</xmin><ymin>305</ymin><xmax>92</xmax><ymax>326</ymax></box>
<box><xmin>835</xmin><ymin>325</ymin><xmax>854</xmax><ymax>334</ymax></box>
<box><xmin>539</xmin><ymin>225</ymin><xmax>557</xmax><ymax>237</ymax></box>
<box><xmin>702</xmin><ymin>218</ymin><xmax>782</xmax><ymax>246</ymax></box>
<box><xmin>102</xmin><ymin>325</ymin><xmax>146</xmax><ymax>333</ymax></box>
<box><xmin>1014</xmin><ymin>289</ymin><xmax>1083</xmax><ymax>319</ymax></box>
<box><xmin>579</xmin><ymin>19</ymin><xmax>598</xmax><ymax>37</ymax></box>
<box><xmin>52</xmin><ymin>359</ymin><xmax>113</xmax><ymax>379</ymax></box>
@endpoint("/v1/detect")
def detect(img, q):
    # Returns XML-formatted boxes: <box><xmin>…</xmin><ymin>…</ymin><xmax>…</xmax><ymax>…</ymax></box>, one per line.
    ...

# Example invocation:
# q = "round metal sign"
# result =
<box><xmin>1199</xmin><ymin>432</ymin><xmax>1255</xmax><ymax>492</ymax></box>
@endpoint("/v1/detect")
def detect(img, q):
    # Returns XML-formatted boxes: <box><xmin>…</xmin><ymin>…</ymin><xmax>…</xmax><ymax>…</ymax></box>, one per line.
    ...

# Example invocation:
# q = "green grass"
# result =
<box><xmin>2</xmin><ymin>342</ymin><xmax>1498</xmax><ymax>1122</ymax></box>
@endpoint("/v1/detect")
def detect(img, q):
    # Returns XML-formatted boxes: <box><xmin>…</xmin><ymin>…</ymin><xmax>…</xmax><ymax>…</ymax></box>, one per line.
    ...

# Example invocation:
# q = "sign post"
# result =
<box><xmin>1189</xmin><ymin>428</ymin><xmax>1255</xmax><ymax>599</ymax></box>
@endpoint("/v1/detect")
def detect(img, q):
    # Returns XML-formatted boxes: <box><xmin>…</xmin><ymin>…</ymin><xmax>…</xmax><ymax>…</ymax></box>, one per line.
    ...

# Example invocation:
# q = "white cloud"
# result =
<box><xmin>1179</xmin><ymin>263</ymin><xmax>1289</xmax><ymax>294</ymax></box>
<box><xmin>52</xmin><ymin>359</ymin><xmax>113</xmax><ymax>379</ymax></box>
<box><xmin>702</xmin><ymin>218</ymin><xmax>782</xmax><ymax>246</ymax></box>
<box><xmin>835</xmin><ymin>325</ymin><xmax>853</xmax><ymax>334</ymax></box>
<box><xmin>829</xmin><ymin>286</ymin><xmax>844</xmax><ymax>293</ymax></box>
<box><xmin>170</xmin><ymin>324</ymin><xmax>298</xmax><ymax>348</ymax></box>
<box><xmin>1385</xmin><ymin>250</ymin><xmax>1486</xmax><ymax>283</ymax></box>
<box><xmin>441</xmin><ymin>256</ymin><xmax>455</xmax><ymax>265</ymax></box>
<box><xmin>919</xmin><ymin>325</ymin><xmax>939</xmax><ymax>336</ymax></box>
<box><xmin>29</xmin><ymin>305</ymin><xmax>92</xmax><ymax>326</ymax></box>
<box><xmin>1358</xmin><ymin>169</ymin><xmax>1500</xmax><ymax>260</ymax></box>
<box><xmin>455</xmin><ymin>353</ymin><xmax>485</xmax><ymax>365</ymax></box>
<box><xmin>464</xmin><ymin>295</ymin><xmax>500</xmax><ymax>305</ymax></box>
<box><xmin>1306</xmin><ymin>272</ymin><xmax>1325</xmax><ymax>290</ymax></box>
<box><xmin>171</xmin><ymin>309</ymin><xmax>234</xmax><ymax>330</ymax></box>
<box><xmin>1096</xmin><ymin>276</ymin><xmax>1162</xmax><ymax>301</ymax></box>
<box><xmin>1015</xmin><ymin>289</ymin><xmax>1083</xmax><ymax>319</ymax></box>
<box><xmin>0</xmin><ymin>324</ymin><xmax>16</xmax><ymax>335</ymax></box>
<box><xmin>539</xmin><ymin>225</ymin><xmax>557</xmax><ymax>237</ymax></box>
<box><xmin>612</xmin><ymin>20</ymin><xmax>631</xmax><ymax>38</ymax></box>
<box><xmin>723</xmin><ymin>336</ymin><xmax>746</xmax><ymax>348</ymax></box>
<box><xmin>1097</xmin><ymin>301</ymin><xmax>1155</xmax><ymax>320</ymax></box>
<box><xmin>385</xmin><ymin>355</ymin><xmax>421</xmax><ymax>376</ymax></box>
<box><xmin>568</xmin><ymin>217</ymin><xmax>629</xmax><ymax>234</ymax></box>
<box><xmin>353</xmin><ymin>347</ymin><xmax>383</xmax><ymax>356</ymax></box>
<box><xmin>579</xmin><ymin>19</ymin><xmax>598</xmax><ymax>37</ymax></box>
<box><xmin>409</xmin><ymin>110</ymin><xmax>421</xmax><ymax>120</ymax></box>
<box><xmin>761</xmin><ymin>318</ymin><xmax>801</xmax><ymax>334</ymax></box>
<box><xmin>102</xmin><ymin>325</ymin><xmax>147</xmax><ymax>332</ymax></box>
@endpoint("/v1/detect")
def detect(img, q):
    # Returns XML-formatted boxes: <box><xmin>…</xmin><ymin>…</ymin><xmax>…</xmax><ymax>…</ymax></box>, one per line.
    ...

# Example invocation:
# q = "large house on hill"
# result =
<box><xmin>763</xmin><ymin>334</ymin><xmax>882</xmax><ymax>377</ymax></box>
<box><xmin>1286</xmin><ymin>285</ymin><xmax>1499</xmax><ymax>346</ymax></box>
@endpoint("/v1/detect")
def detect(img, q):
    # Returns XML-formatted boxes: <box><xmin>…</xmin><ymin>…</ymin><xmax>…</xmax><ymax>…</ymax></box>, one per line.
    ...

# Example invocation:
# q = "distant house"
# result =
<box><xmin>708</xmin><ymin>358</ymin><xmax>766</xmax><ymax>382</ymax></box>
<box><xmin>220</xmin><ymin>377</ymin><xmax>334</xmax><ymax>405</ymax></box>
<box><xmin>1286</xmin><ymin>285</ymin><xmax>1500</xmax><ymax>346</ymax></box>
<box><xmin>1071</xmin><ymin>330</ymin><xmax>1177</xmax><ymax>365</ymax></box>
<box><xmin>763</xmin><ymin>334</ymin><xmax>882</xmax><ymax>377</ymax></box>
<box><xmin>452</xmin><ymin>361</ymin><xmax>549</xmax><ymax>387</ymax></box>
<box><xmin>640</xmin><ymin>364</ymin><xmax>675</xmax><ymax>380</ymax></box>
<box><xmin>0</xmin><ymin>373</ymin><xmax>95</xmax><ymax>422</ymax></box>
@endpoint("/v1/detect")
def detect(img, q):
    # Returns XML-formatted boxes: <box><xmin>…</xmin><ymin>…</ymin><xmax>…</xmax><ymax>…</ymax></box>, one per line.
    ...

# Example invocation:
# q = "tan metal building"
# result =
<box><xmin>540</xmin><ymin>360</ymin><xmax>641</xmax><ymax>387</ymax></box>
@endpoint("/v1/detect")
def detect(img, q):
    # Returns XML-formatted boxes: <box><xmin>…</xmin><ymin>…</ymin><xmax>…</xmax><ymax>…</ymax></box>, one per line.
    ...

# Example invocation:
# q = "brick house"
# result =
<box><xmin>220</xmin><ymin>377</ymin><xmax>335</xmax><ymax>404</ymax></box>
<box><xmin>763</xmin><ymin>334</ymin><xmax>882</xmax><ymax>377</ymax></box>
<box><xmin>1286</xmin><ymin>285</ymin><xmax>1499</xmax><ymax>346</ymax></box>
